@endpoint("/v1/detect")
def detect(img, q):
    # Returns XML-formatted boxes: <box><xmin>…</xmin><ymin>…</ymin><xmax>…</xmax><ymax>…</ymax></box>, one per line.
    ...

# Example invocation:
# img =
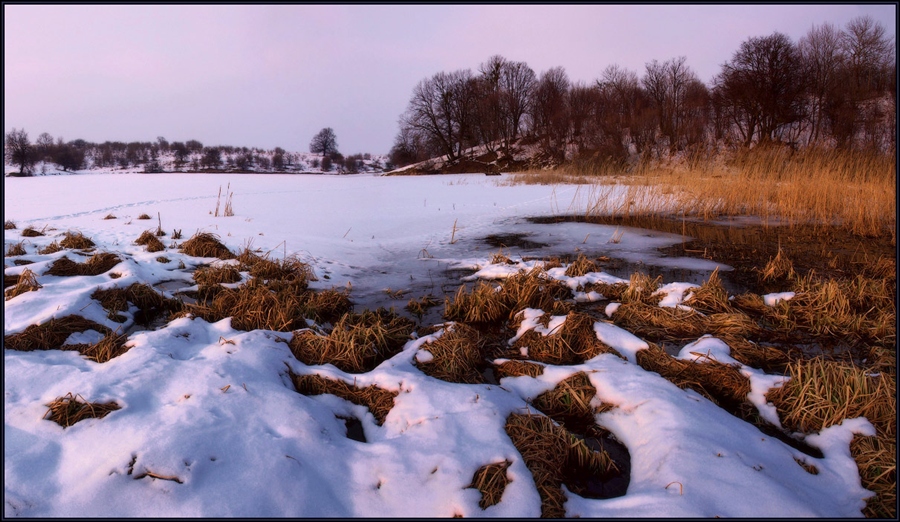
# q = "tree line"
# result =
<box><xmin>4</xmin><ymin>127</ymin><xmax>383</xmax><ymax>175</ymax></box>
<box><xmin>390</xmin><ymin>16</ymin><xmax>895</xmax><ymax>169</ymax></box>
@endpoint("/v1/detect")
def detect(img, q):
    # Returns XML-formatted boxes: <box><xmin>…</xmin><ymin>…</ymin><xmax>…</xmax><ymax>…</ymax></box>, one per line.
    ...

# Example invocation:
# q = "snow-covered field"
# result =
<box><xmin>3</xmin><ymin>172</ymin><xmax>874</xmax><ymax>517</ymax></box>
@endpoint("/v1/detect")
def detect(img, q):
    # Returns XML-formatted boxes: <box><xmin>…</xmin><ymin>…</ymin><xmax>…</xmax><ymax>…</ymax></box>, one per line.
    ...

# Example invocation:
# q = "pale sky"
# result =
<box><xmin>3</xmin><ymin>4</ymin><xmax>896</xmax><ymax>155</ymax></box>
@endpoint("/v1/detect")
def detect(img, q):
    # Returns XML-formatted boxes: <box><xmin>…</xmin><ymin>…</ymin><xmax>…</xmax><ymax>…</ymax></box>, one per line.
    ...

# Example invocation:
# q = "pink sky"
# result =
<box><xmin>3</xmin><ymin>4</ymin><xmax>896</xmax><ymax>154</ymax></box>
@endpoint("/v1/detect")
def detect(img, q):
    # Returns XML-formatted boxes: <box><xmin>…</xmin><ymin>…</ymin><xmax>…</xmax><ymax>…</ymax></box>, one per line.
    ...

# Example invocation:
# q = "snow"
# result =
<box><xmin>3</xmin><ymin>171</ymin><xmax>874</xmax><ymax>517</ymax></box>
<box><xmin>764</xmin><ymin>291</ymin><xmax>795</xmax><ymax>306</ymax></box>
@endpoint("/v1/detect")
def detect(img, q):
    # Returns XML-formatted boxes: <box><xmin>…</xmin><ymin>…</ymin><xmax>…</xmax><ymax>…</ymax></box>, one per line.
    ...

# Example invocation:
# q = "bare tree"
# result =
<box><xmin>642</xmin><ymin>56</ymin><xmax>705</xmax><ymax>152</ymax></box>
<box><xmin>399</xmin><ymin>69</ymin><xmax>475</xmax><ymax>161</ymax></box>
<box><xmin>5</xmin><ymin>128</ymin><xmax>34</xmax><ymax>175</ymax></box>
<box><xmin>713</xmin><ymin>33</ymin><xmax>807</xmax><ymax>147</ymax></box>
<box><xmin>799</xmin><ymin>22</ymin><xmax>845</xmax><ymax>146</ymax></box>
<box><xmin>530</xmin><ymin>66</ymin><xmax>570</xmax><ymax>159</ymax></box>
<box><xmin>309</xmin><ymin>127</ymin><xmax>339</xmax><ymax>156</ymax></box>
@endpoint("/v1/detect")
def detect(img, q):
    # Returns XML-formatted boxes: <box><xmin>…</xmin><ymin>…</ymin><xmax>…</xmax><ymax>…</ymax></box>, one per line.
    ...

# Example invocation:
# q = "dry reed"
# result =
<box><xmin>468</xmin><ymin>461</ymin><xmax>511</xmax><ymax>509</ymax></box>
<box><xmin>5</xmin><ymin>241</ymin><xmax>26</xmax><ymax>257</ymax></box>
<box><xmin>59</xmin><ymin>231</ymin><xmax>95</xmax><ymax>250</ymax></box>
<box><xmin>180</xmin><ymin>232</ymin><xmax>234</xmax><ymax>259</ymax></box>
<box><xmin>135</xmin><ymin>230</ymin><xmax>166</xmax><ymax>253</ymax></box>
<box><xmin>514</xmin><ymin>312</ymin><xmax>619</xmax><ymax>366</ymax></box>
<box><xmin>4</xmin><ymin>219</ymin><xmax>16</xmax><ymax>230</ymax></box>
<box><xmin>43</xmin><ymin>392</ymin><xmax>121</xmax><ymax>428</ymax></box>
<box><xmin>416</xmin><ymin>323</ymin><xmax>484</xmax><ymax>383</ymax></box>
<box><xmin>494</xmin><ymin>360</ymin><xmax>545</xmax><ymax>379</ymax></box>
<box><xmin>531</xmin><ymin>372</ymin><xmax>614</xmax><ymax>432</ymax></box>
<box><xmin>767</xmin><ymin>357</ymin><xmax>895</xmax><ymax>518</ymax></box>
<box><xmin>20</xmin><ymin>226</ymin><xmax>44</xmax><ymax>237</ymax></box>
<box><xmin>38</xmin><ymin>241</ymin><xmax>62</xmax><ymax>255</ymax></box>
<box><xmin>289</xmin><ymin>310</ymin><xmax>414</xmax><ymax>373</ymax></box>
<box><xmin>44</xmin><ymin>253</ymin><xmax>121</xmax><ymax>277</ymax></box>
<box><xmin>290</xmin><ymin>372</ymin><xmax>397</xmax><ymax>425</ymax></box>
<box><xmin>5</xmin><ymin>268</ymin><xmax>42</xmax><ymax>300</ymax></box>
<box><xmin>4</xmin><ymin>315</ymin><xmax>111</xmax><ymax>352</ymax></box>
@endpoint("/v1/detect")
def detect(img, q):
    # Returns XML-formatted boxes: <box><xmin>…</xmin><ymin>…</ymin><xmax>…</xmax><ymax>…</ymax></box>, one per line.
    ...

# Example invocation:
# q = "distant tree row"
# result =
<box><xmin>391</xmin><ymin>15</ymin><xmax>895</xmax><ymax>168</ymax></box>
<box><xmin>3</xmin><ymin>128</ymin><xmax>381</xmax><ymax>175</ymax></box>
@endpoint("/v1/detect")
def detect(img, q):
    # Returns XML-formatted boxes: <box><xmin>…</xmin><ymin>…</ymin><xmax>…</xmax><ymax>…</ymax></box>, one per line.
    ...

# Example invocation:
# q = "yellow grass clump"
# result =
<box><xmin>59</xmin><ymin>231</ymin><xmax>95</xmax><ymax>250</ymax></box>
<box><xmin>5</xmin><ymin>268</ymin><xmax>42</xmax><ymax>300</ymax></box>
<box><xmin>5</xmin><ymin>241</ymin><xmax>26</xmax><ymax>257</ymax></box>
<box><xmin>564</xmin><ymin>253</ymin><xmax>602</xmax><ymax>277</ymax></box>
<box><xmin>43</xmin><ymin>392</ymin><xmax>121</xmax><ymax>428</ymax></box>
<box><xmin>290</xmin><ymin>372</ymin><xmax>397</xmax><ymax>425</ymax></box>
<box><xmin>513</xmin><ymin>311</ymin><xmax>620</xmax><ymax>366</ymax></box>
<box><xmin>444</xmin><ymin>269</ymin><xmax>572</xmax><ymax>324</ymax></box>
<box><xmin>20</xmin><ymin>226</ymin><xmax>45</xmax><ymax>237</ymax></box>
<box><xmin>4</xmin><ymin>219</ymin><xmax>16</xmax><ymax>230</ymax></box>
<box><xmin>504</xmin><ymin>413</ymin><xmax>619</xmax><ymax>518</ymax></box>
<box><xmin>180</xmin><ymin>232</ymin><xmax>234</xmax><ymax>260</ymax></box>
<box><xmin>635</xmin><ymin>343</ymin><xmax>752</xmax><ymax>409</ymax></box>
<box><xmin>44</xmin><ymin>253</ymin><xmax>121</xmax><ymax>277</ymax></box>
<box><xmin>467</xmin><ymin>460</ymin><xmax>511</xmax><ymax>509</ymax></box>
<box><xmin>767</xmin><ymin>358</ymin><xmax>895</xmax><ymax>518</ymax></box>
<box><xmin>494</xmin><ymin>359</ymin><xmax>545</xmax><ymax>379</ymax></box>
<box><xmin>38</xmin><ymin>240</ymin><xmax>63</xmax><ymax>255</ymax></box>
<box><xmin>289</xmin><ymin>310</ymin><xmax>415</xmax><ymax>373</ymax></box>
<box><xmin>193</xmin><ymin>264</ymin><xmax>242</xmax><ymax>286</ymax></box>
<box><xmin>531</xmin><ymin>372</ymin><xmax>615</xmax><ymax>432</ymax></box>
<box><xmin>135</xmin><ymin>230</ymin><xmax>166</xmax><ymax>253</ymax></box>
<box><xmin>415</xmin><ymin>323</ymin><xmax>485</xmax><ymax>384</ymax></box>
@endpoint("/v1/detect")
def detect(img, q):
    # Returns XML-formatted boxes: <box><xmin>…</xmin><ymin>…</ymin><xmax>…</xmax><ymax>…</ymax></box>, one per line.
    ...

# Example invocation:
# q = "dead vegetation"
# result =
<box><xmin>504</xmin><ymin>413</ymin><xmax>619</xmax><ymax>518</ymax></box>
<box><xmin>415</xmin><ymin>323</ymin><xmax>485</xmax><ymax>383</ymax></box>
<box><xmin>3</xmin><ymin>315</ymin><xmax>129</xmax><ymax>363</ymax></box>
<box><xmin>135</xmin><ymin>230</ymin><xmax>166</xmax><ymax>253</ymax></box>
<box><xmin>43</xmin><ymin>392</ymin><xmax>121</xmax><ymax>428</ymax></box>
<box><xmin>444</xmin><ymin>269</ymin><xmax>572</xmax><ymax>324</ymax></box>
<box><xmin>20</xmin><ymin>226</ymin><xmax>45</xmax><ymax>237</ymax></box>
<box><xmin>5</xmin><ymin>268</ymin><xmax>42</xmax><ymax>300</ymax></box>
<box><xmin>494</xmin><ymin>360</ymin><xmax>545</xmax><ymax>379</ymax></box>
<box><xmin>193</xmin><ymin>264</ymin><xmax>242</xmax><ymax>286</ymax></box>
<box><xmin>512</xmin><ymin>311</ymin><xmax>619</xmax><ymax>366</ymax></box>
<box><xmin>289</xmin><ymin>309</ymin><xmax>414</xmax><ymax>373</ymax></box>
<box><xmin>59</xmin><ymin>231</ymin><xmax>95</xmax><ymax>250</ymax></box>
<box><xmin>289</xmin><ymin>372</ymin><xmax>397</xmax><ymax>425</ymax></box>
<box><xmin>5</xmin><ymin>241</ymin><xmax>26</xmax><ymax>257</ymax></box>
<box><xmin>44</xmin><ymin>253</ymin><xmax>121</xmax><ymax>277</ymax></box>
<box><xmin>467</xmin><ymin>460</ymin><xmax>511</xmax><ymax>509</ymax></box>
<box><xmin>4</xmin><ymin>219</ymin><xmax>16</xmax><ymax>230</ymax></box>
<box><xmin>180</xmin><ymin>232</ymin><xmax>234</xmax><ymax>259</ymax></box>
<box><xmin>91</xmin><ymin>283</ymin><xmax>181</xmax><ymax>324</ymax></box>
<box><xmin>767</xmin><ymin>358</ymin><xmax>895</xmax><ymax>518</ymax></box>
<box><xmin>531</xmin><ymin>372</ymin><xmax>613</xmax><ymax>432</ymax></box>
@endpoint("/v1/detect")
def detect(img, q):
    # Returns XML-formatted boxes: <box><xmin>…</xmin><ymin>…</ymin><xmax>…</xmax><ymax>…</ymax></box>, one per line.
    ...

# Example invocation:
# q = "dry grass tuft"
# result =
<box><xmin>137</xmin><ymin>213</ymin><xmax>151</xmax><ymax>220</ymax></box>
<box><xmin>610</xmin><ymin>302</ymin><xmax>706</xmax><ymax>342</ymax></box>
<box><xmin>532</xmin><ymin>372</ymin><xmax>614</xmax><ymax>432</ymax></box>
<box><xmin>468</xmin><ymin>460</ymin><xmax>511</xmax><ymax>509</ymax></box>
<box><xmin>5</xmin><ymin>241</ymin><xmax>26</xmax><ymax>257</ymax></box>
<box><xmin>91</xmin><ymin>283</ymin><xmax>179</xmax><ymax>323</ymax></box>
<box><xmin>768</xmin><ymin>357</ymin><xmax>895</xmax><ymax>518</ymax></box>
<box><xmin>514</xmin><ymin>312</ymin><xmax>619</xmax><ymax>366</ymax></box>
<box><xmin>504</xmin><ymin>413</ymin><xmax>618</xmax><ymax>518</ymax></box>
<box><xmin>494</xmin><ymin>360</ymin><xmax>545</xmax><ymax>379</ymax></box>
<box><xmin>44</xmin><ymin>253</ymin><xmax>121</xmax><ymax>277</ymax></box>
<box><xmin>622</xmin><ymin>272</ymin><xmax>663</xmax><ymax>305</ymax></box>
<box><xmin>289</xmin><ymin>310</ymin><xmax>415</xmax><ymax>373</ymax></box>
<box><xmin>564</xmin><ymin>254</ymin><xmax>602</xmax><ymax>277</ymax></box>
<box><xmin>43</xmin><ymin>392</ymin><xmax>121</xmax><ymax>428</ymax></box>
<box><xmin>67</xmin><ymin>333</ymin><xmax>131</xmax><ymax>363</ymax></box>
<box><xmin>3</xmin><ymin>315</ymin><xmax>111</xmax><ymax>352</ymax></box>
<box><xmin>180</xmin><ymin>232</ymin><xmax>234</xmax><ymax>260</ymax></box>
<box><xmin>38</xmin><ymin>240</ymin><xmax>63</xmax><ymax>255</ymax></box>
<box><xmin>760</xmin><ymin>248</ymin><xmax>796</xmax><ymax>283</ymax></box>
<box><xmin>59</xmin><ymin>231</ymin><xmax>95</xmax><ymax>250</ymax></box>
<box><xmin>244</xmin><ymin>254</ymin><xmax>315</xmax><ymax>291</ymax></box>
<box><xmin>683</xmin><ymin>268</ymin><xmax>733</xmax><ymax>314</ymax></box>
<box><xmin>20</xmin><ymin>226</ymin><xmax>45</xmax><ymax>237</ymax></box>
<box><xmin>636</xmin><ymin>344</ymin><xmax>752</xmax><ymax>409</ymax></box>
<box><xmin>193</xmin><ymin>264</ymin><xmax>242</xmax><ymax>286</ymax></box>
<box><xmin>765</xmin><ymin>273</ymin><xmax>895</xmax><ymax>346</ymax></box>
<box><xmin>445</xmin><ymin>269</ymin><xmax>572</xmax><ymax>324</ymax></box>
<box><xmin>4</xmin><ymin>219</ymin><xmax>16</xmax><ymax>230</ymax></box>
<box><xmin>416</xmin><ymin>323</ymin><xmax>485</xmax><ymax>383</ymax></box>
<box><xmin>135</xmin><ymin>230</ymin><xmax>166</xmax><ymax>253</ymax></box>
<box><xmin>301</xmin><ymin>289</ymin><xmax>353</xmax><ymax>324</ymax></box>
<box><xmin>185</xmin><ymin>284</ymin><xmax>309</xmax><ymax>332</ymax></box>
<box><xmin>103</xmin><ymin>214</ymin><xmax>116</xmax><ymax>220</ymax></box>
<box><xmin>290</xmin><ymin>372</ymin><xmax>397</xmax><ymax>425</ymax></box>
<box><xmin>405</xmin><ymin>294</ymin><xmax>442</xmax><ymax>318</ymax></box>
<box><xmin>5</xmin><ymin>268</ymin><xmax>42</xmax><ymax>300</ymax></box>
